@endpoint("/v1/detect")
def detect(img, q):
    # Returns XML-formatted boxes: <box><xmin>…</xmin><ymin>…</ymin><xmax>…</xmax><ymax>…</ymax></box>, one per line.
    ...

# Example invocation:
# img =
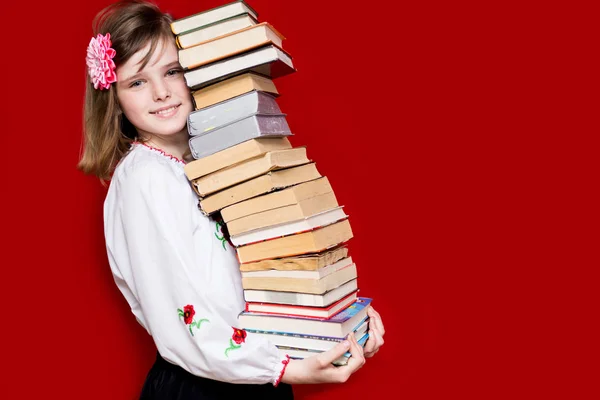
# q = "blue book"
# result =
<box><xmin>238</xmin><ymin>297</ymin><xmax>372</xmax><ymax>338</ymax></box>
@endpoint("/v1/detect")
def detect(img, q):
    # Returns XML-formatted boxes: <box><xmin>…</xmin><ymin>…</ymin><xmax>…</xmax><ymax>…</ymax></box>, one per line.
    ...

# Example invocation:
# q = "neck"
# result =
<box><xmin>139</xmin><ymin>131</ymin><xmax>189</xmax><ymax>160</ymax></box>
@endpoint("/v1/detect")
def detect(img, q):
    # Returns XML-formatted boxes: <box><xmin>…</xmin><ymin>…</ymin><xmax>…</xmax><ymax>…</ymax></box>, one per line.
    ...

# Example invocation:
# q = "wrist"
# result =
<box><xmin>274</xmin><ymin>355</ymin><xmax>291</xmax><ymax>387</ymax></box>
<box><xmin>280</xmin><ymin>358</ymin><xmax>305</xmax><ymax>385</ymax></box>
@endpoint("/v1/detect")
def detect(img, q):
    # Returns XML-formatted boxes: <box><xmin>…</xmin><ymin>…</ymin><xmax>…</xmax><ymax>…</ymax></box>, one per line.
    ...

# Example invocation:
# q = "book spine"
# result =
<box><xmin>245</xmin><ymin>328</ymin><xmax>346</xmax><ymax>342</ymax></box>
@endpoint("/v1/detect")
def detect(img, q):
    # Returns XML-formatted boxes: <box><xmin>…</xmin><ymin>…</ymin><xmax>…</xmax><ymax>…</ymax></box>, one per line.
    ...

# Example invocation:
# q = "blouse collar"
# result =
<box><xmin>132</xmin><ymin>141</ymin><xmax>186</xmax><ymax>165</ymax></box>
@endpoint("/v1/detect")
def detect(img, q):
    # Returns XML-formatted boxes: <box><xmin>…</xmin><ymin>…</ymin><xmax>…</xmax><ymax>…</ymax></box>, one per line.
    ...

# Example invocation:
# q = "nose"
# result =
<box><xmin>153</xmin><ymin>80</ymin><xmax>171</xmax><ymax>102</ymax></box>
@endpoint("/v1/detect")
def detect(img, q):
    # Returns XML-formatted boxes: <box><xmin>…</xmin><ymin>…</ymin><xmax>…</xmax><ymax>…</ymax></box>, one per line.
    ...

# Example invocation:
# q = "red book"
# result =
<box><xmin>245</xmin><ymin>291</ymin><xmax>358</xmax><ymax>319</ymax></box>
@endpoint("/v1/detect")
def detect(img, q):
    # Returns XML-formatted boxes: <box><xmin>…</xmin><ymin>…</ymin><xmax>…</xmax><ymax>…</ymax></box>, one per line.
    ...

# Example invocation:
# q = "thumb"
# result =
<box><xmin>316</xmin><ymin>336</ymin><xmax>351</xmax><ymax>365</ymax></box>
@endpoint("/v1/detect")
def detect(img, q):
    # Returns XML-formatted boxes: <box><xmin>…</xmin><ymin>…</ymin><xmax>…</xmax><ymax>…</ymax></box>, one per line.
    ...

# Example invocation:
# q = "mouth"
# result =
<box><xmin>150</xmin><ymin>104</ymin><xmax>181</xmax><ymax>117</ymax></box>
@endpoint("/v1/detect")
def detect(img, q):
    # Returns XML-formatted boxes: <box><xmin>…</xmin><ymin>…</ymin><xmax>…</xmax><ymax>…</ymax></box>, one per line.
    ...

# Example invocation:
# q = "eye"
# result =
<box><xmin>129</xmin><ymin>80</ymin><xmax>144</xmax><ymax>88</ymax></box>
<box><xmin>166</xmin><ymin>68</ymin><xmax>182</xmax><ymax>77</ymax></box>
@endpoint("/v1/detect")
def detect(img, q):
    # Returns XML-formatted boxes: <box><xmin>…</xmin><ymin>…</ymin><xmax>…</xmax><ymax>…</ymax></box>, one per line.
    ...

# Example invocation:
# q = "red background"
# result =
<box><xmin>2</xmin><ymin>0</ymin><xmax>597</xmax><ymax>399</ymax></box>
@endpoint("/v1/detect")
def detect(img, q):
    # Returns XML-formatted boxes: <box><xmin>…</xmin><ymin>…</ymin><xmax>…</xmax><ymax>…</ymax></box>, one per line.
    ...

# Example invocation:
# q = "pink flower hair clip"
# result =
<box><xmin>86</xmin><ymin>33</ymin><xmax>117</xmax><ymax>90</ymax></box>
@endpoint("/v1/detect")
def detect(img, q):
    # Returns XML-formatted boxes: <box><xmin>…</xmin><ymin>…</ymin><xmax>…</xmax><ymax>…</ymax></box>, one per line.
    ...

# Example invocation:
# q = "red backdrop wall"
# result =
<box><xmin>2</xmin><ymin>0</ymin><xmax>595</xmax><ymax>399</ymax></box>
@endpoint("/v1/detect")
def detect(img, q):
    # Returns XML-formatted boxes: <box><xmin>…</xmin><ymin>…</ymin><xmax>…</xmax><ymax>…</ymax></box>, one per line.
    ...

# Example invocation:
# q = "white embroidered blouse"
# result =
<box><xmin>103</xmin><ymin>143</ymin><xmax>290</xmax><ymax>385</ymax></box>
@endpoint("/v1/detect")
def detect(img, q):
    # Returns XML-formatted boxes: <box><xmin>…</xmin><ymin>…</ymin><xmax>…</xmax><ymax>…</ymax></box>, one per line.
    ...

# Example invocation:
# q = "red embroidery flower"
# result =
<box><xmin>232</xmin><ymin>328</ymin><xmax>247</xmax><ymax>344</ymax></box>
<box><xmin>183</xmin><ymin>305</ymin><xmax>195</xmax><ymax>325</ymax></box>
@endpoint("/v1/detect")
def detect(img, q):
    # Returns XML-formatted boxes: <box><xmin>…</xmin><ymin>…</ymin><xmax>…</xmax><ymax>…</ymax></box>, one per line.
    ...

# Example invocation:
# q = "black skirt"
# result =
<box><xmin>139</xmin><ymin>352</ymin><xmax>294</xmax><ymax>400</ymax></box>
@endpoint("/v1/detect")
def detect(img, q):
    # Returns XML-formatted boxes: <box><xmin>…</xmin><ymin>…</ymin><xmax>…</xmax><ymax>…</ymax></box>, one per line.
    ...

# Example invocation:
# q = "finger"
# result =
<box><xmin>375</xmin><ymin>310</ymin><xmax>385</xmax><ymax>335</ymax></box>
<box><xmin>364</xmin><ymin>329</ymin><xmax>384</xmax><ymax>358</ymax></box>
<box><xmin>363</xmin><ymin>329</ymin><xmax>379</xmax><ymax>355</ymax></box>
<box><xmin>369</xmin><ymin>309</ymin><xmax>385</xmax><ymax>337</ymax></box>
<box><xmin>346</xmin><ymin>332</ymin><xmax>366</xmax><ymax>370</ymax></box>
<box><xmin>315</xmin><ymin>337</ymin><xmax>351</xmax><ymax>367</ymax></box>
<box><xmin>352</xmin><ymin>331</ymin><xmax>364</xmax><ymax>355</ymax></box>
<box><xmin>363</xmin><ymin>330</ymin><xmax>380</xmax><ymax>358</ymax></box>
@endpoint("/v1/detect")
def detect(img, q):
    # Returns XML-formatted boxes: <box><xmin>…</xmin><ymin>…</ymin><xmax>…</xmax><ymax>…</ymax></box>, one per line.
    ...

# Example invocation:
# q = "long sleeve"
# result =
<box><xmin>104</xmin><ymin>155</ymin><xmax>289</xmax><ymax>385</ymax></box>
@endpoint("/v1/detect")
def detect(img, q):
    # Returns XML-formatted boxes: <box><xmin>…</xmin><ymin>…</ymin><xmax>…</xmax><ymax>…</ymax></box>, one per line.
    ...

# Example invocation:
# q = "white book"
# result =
<box><xmin>247</xmin><ymin>317</ymin><xmax>369</xmax><ymax>351</ymax></box>
<box><xmin>171</xmin><ymin>1</ymin><xmax>258</xmax><ymax>35</ymax></box>
<box><xmin>177</xmin><ymin>13</ymin><xmax>258</xmax><ymax>49</ymax></box>
<box><xmin>184</xmin><ymin>44</ymin><xmax>295</xmax><ymax>90</ymax></box>
<box><xmin>179</xmin><ymin>22</ymin><xmax>285</xmax><ymax>69</ymax></box>
<box><xmin>243</xmin><ymin>278</ymin><xmax>358</xmax><ymax>306</ymax></box>
<box><xmin>238</xmin><ymin>298</ymin><xmax>372</xmax><ymax>338</ymax></box>
<box><xmin>246</xmin><ymin>291</ymin><xmax>358</xmax><ymax>319</ymax></box>
<box><xmin>241</xmin><ymin>257</ymin><xmax>353</xmax><ymax>279</ymax></box>
<box><xmin>241</xmin><ymin>263</ymin><xmax>357</xmax><ymax>294</ymax></box>
<box><xmin>230</xmin><ymin>206</ymin><xmax>348</xmax><ymax>247</ymax></box>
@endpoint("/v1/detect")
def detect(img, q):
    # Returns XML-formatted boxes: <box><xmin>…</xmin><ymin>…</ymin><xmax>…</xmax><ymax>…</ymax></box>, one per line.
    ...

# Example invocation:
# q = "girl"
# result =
<box><xmin>78</xmin><ymin>1</ymin><xmax>385</xmax><ymax>399</ymax></box>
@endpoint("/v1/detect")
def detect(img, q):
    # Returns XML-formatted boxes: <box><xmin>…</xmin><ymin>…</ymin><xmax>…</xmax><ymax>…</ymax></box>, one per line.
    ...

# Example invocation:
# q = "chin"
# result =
<box><xmin>154</xmin><ymin>115</ymin><xmax>189</xmax><ymax>135</ymax></box>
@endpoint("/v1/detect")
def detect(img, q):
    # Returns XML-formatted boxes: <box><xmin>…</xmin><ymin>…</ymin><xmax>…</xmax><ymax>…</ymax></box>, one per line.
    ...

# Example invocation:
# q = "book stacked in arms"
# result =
<box><xmin>172</xmin><ymin>0</ymin><xmax>371</xmax><ymax>366</ymax></box>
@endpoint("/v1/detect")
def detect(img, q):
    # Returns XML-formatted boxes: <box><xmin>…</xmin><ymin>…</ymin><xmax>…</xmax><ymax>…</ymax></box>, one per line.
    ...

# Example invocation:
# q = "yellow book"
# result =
<box><xmin>221</xmin><ymin>177</ymin><xmax>333</xmax><ymax>222</ymax></box>
<box><xmin>192</xmin><ymin>72</ymin><xmax>279</xmax><ymax>110</ymax></box>
<box><xmin>179</xmin><ymin>22</ymin><xmax>285</xmax><ymax>69</ymax></box>
<box><xmin>239</xmin><ymin>246</ymin><xmax>349</xmax><ymax>272</ymax></box>
<box><xmin>227</xmin><ymin>192</ymin><xmax>340</xmax><ymax>237</ymax></box>
<box><xmin>184</xmin><ymin>137</ymin><xmax>292</xmax><ymax>181</ymax></box>
<box><xmin>198</xmin><ymin>163</ymin><xmax>322</xmax><ymax>215</ymax></box>
<box><xmin>241</xmin><ymin>263</ymin><xmax>357</xmax><ymax>294</ymax></box>
<box><xmin>191</xmin><ymin>148</ymin><xmax>310</xmax><ymax>197</ymax></box>
<box><xmin>235</xmin><ymin>219</ymin><xmax>354</xmax><ymax>264</ymax></box>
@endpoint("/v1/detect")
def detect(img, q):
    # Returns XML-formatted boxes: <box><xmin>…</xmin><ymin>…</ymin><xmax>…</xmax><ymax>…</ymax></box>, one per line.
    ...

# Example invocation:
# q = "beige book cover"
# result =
<box><xmin>241</xmin><ymin>263</ymin><xmax>357</xmax><ymax>294</ymax></box>
<box><xmin>235</xmin><ymin>219</ymin><xmax>354</xmax><ymax>264</ymax></box>
<box><xmin>198</xmin><ymin>163</ymin><xmax>322</xmax><ymax>214</ymax></box>
<box><xmin>227</xmin><ymin>192</ymin><xmax>339</xmax><ymax>236</ymax></box>
<box><xmin>221</xmin><ymin>177</ymin><xmax>333</xmax><ymax>222</ymax></box>
<box><xmin>192</xmin><ymin>72</ymin><xmax>279</xmax><ymax>110</ymax></box>
<box><xmin>239</xmin><ymin>246</ymin><xmax>349</xmax><ymax>272</ymax></box>
<box><xmin>192</xmin><ymin>147</ymin><xmax>310</xmax><ymax>197</ymax></box>
<box><xmin>184</xmin><ymin>137</ymin><xmax>292</xmax><ymax>181</ymax></box>
<box><xmin>179</xmin><ymin>22</ymin><xmax>285</xmax><ymax>69</ymax></box>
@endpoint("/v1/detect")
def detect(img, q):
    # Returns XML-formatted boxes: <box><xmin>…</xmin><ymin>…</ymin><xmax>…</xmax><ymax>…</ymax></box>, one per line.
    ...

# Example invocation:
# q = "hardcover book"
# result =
<box><xmin>242</xmin><ymin>256</ymin><xmax>353</xmax><ymax>280</ymax></box>
<box><xmin>188</xmin><ymin>90</ymin><xmax>282</xmax><ymax>136</ymax></box>
<box><xmin>176</xmin><ymin>13</ymin><xmax>259</xmax><ymax>49</ymax></box>
<box><xmin>171</xmin><ymin>0</ymin><xmax>258</xmax><ymax>35</ymax></box>
<box><xmin>239</xmin><ymin>245</ymin><xmax>348</xmax><ymax>272</ymax></box>
<box><xmin>237</xmin><ymin>297</ymin><xmax>372</xmax><ymax>337</ymax></box>
<box><xmin>190</xmin><ymin>147</ymin><xmax>311</xmax><ymax>197</ymax></box>
<box><xmin>221</xmin><ymin>177</ymin><xmax>333</xmax><ymax>223</ymax></box>
<box><xmin>197</xmin><ymin>163</ymin><xmax>322</xmax><ymax>215</ymax></box>
<box><xmin>189</xmin><ymin>112</ymin><xmax>293</xmax><ymax>160</ymax></box>
<box><xmin>241</xmin><ymin>261</ymin><xmax>357</xmax><ymax>294</ymax></box>
<box><xmin>245</xmin><ymin>290</ymin><xmax>358</xmax><ymax>319</ymax></box>
<box><xmin>235</xmin><ymin>219</ymin><xmax>353</xmax><ymax>264</ymax></box>
<box><xmin>245</xmin><ymin>314</ymin><xmax>368</xmax><ymax>351</ymax></box>
<box><xmin>184</xmin><ymin>137</ymin><xmax>292</xmax><ymax>181</ymax></box>
<box><xmin>184</xmin><ymin>44</ymin><xmax>295</xmax><ymax>90</ymax></box>
<box><xmin>229</xmin><ymin>205</ymin><xmax>348</xmax><ymax>246</ymax></box>
<box><xmin>192</xmin><ymin>72</ymin><xmax>279</xmax><ymax>110</ymax></box>
<box><xmin>281</xmin><ymin>331</ymin><xmax>370</xmax><ymax>366</ymax></box>
<box><xmin>178</xmin><ymin>22</ymin><xmax>285</xmax><ymax>70</ymax></box>
<box><xmin>243</xmin><ymin>278</ymin><xmax>358</xmax><ymax>307</ymax></box>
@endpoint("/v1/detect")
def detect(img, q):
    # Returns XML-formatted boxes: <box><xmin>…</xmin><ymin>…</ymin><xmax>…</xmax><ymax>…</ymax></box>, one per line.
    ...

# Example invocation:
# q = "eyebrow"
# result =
<box><xmin>121</xmin><ymin>61</ymin><xmax>182</xmax><ymax>84</ymax></box>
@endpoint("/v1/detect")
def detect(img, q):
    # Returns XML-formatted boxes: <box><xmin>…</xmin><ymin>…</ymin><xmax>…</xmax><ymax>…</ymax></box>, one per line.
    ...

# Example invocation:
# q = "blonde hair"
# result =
<box><xmin>77</xmin><ymin>0</ymin><xmax>175</xmax><ymax>182</ymax></box>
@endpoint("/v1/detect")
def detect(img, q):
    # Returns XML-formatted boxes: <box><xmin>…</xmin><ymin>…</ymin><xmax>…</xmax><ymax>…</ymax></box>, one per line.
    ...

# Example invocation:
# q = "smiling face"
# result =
<box><xmin>115</xmin><ymin>38</ymin><xmax>192</xmax><ymax>142</ymax></box>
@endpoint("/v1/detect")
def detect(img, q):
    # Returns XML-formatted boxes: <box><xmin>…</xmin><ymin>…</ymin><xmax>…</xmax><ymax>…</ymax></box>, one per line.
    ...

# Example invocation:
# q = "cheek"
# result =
<box><xmin>174</xmin><ymin>80</ymin><xmax>193</xmax><ymax>105</ymax></box>
<box><xmin>118</xmin><ymin>92</ymin><xmax>145</xmax><ymax>122</ymax></box>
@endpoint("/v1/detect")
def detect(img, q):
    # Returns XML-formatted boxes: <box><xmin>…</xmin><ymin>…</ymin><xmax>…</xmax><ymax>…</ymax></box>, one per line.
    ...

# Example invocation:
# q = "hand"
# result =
<box><xmin>280</xmin><ymin>331</ymin><xmax>366</xmax><ymax>384</ymax></box>
<box><xmin>363</xmin><ymin>306</ymin><xmax>385</xmax><ymax>358</ymax></box>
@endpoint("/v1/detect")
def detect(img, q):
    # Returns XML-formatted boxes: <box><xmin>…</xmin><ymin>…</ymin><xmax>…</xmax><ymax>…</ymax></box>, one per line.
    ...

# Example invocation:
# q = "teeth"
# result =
<box><xmin>154</xmin><ymin>106</ymin><xmax>177</xmax><ymax>115</ymax></box>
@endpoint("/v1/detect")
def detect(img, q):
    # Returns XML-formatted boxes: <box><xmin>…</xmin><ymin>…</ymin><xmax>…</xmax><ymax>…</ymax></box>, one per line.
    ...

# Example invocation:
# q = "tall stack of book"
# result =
<box><xmin>172</xmin><ymin>1</ymin><xmax>371</xmax><ymax>365</ymax></box>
